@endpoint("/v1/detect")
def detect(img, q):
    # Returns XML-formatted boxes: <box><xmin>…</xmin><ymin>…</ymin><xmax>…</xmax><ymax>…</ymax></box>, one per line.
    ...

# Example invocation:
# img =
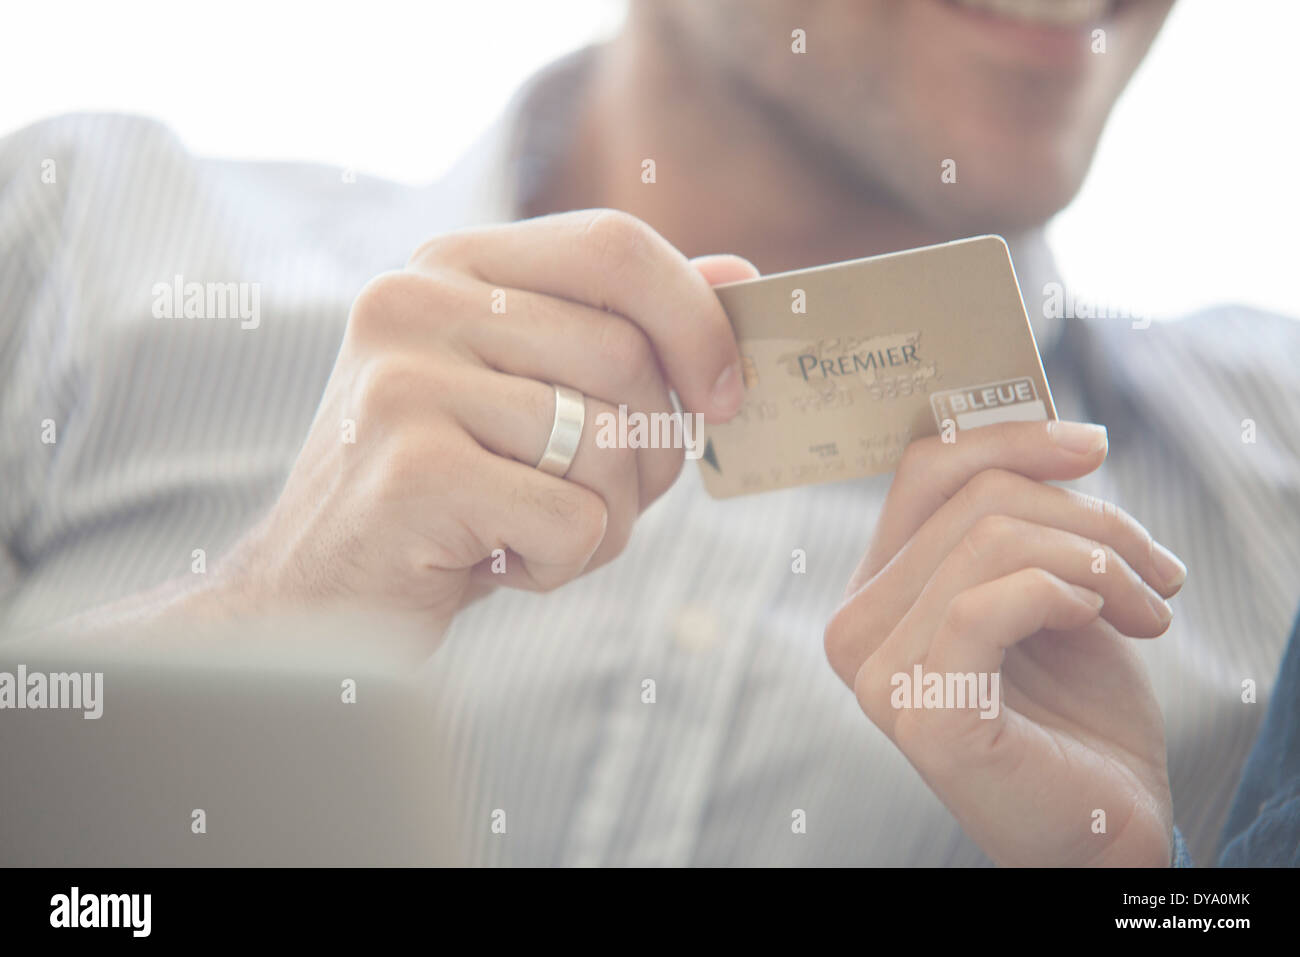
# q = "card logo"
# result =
<box><xmin>789</xmin><ymin>336</ymin><xmax>921</xmax><ymax>383</ymax></box>
<box><xmin>930</xmin><ymin>376</ymin><xmax>1046</xmax><ymax>431</ymax></box>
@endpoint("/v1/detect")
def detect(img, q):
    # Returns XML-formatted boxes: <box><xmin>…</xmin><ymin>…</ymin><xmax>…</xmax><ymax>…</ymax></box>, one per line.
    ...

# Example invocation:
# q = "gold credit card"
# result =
<box><xmin>697</xmin><ymin>235</ymin><xmax>1056</xmax><ymax>498</ymax></box>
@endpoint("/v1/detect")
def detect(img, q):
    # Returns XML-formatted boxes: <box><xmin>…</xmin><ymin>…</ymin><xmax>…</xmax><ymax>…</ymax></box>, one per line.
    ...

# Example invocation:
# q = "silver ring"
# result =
<box><xmin>536</xmin><ymin>384</ymin><xmax>585</xmax><ymax>478</ymax></box>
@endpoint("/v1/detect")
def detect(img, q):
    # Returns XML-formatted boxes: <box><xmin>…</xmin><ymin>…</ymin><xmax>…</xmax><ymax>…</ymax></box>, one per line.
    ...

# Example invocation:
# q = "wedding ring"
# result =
<box><xmin>536</xmin><ymin>384</ymin><xmax>585</xmax><ymax>478</ymax></box>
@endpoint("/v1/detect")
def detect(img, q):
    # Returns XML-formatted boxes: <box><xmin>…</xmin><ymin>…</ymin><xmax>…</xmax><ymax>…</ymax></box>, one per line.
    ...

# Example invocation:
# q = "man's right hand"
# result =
<box><xmin>216</xmin><ymin>210</ymin><xmax>757</xmax><ymax>636</ymax></box>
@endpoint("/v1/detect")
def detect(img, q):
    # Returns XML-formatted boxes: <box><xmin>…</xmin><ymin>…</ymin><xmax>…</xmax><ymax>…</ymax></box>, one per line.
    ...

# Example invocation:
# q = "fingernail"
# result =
<box><xmin>1147</xmin><ymin>590</ymin><xmax>1173</xmax><ymax>627</ymax></box>
<box><xmin>1047</xmin><ymin>420</ymin><xmax>1108</xmax><ymax>454</ymax></box>
<box><xmin>1070</xmin><ymin>585</ymin><xmax>1105</xmax><ymax>610</ymax></box>
<box><xmin>711</xmin><ymin>361</ymin><xmax>744</xmax><ymax>416</ymax></box>
<box><xmin>1151</xmin><ymin>542</ymin><xmax>1187</xmax><ymax>590</ymax></box>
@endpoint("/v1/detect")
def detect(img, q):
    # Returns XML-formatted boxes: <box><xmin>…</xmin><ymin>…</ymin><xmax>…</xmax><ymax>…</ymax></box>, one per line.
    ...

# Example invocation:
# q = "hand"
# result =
<box><xmin>825</xmin><ymin>420</ymin><xmax>1185</xmax><ymax>866</ymax></box>
<box><xmin>215</xmin><ymin>210</ymin><xmax>756</xmax><ymax>636</ymax></box>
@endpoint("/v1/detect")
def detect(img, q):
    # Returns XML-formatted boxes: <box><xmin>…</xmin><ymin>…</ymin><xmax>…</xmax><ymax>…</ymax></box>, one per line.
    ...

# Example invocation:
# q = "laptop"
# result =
<box><xmin>0</xmin><ymin>610</ymin><xmax>465</xmax><ymax>866</ymax></box>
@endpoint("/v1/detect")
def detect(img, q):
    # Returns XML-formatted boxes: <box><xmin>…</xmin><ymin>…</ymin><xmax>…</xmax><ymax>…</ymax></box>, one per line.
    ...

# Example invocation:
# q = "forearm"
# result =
<box><xmin>18</xmin><ymin>535</ymin><xmax>265</xmax><ymax>644</ymax></box>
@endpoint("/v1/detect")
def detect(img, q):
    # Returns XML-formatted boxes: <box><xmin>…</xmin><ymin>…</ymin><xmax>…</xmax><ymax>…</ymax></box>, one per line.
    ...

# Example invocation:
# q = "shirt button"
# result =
<box><xmin>672</xmin><ymin>603</ymin><xmax>723</xmax><ymax>653</ymax></box>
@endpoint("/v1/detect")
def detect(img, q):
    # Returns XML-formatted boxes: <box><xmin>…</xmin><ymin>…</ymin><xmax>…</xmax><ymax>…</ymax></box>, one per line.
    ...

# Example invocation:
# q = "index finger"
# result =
<box><xmin>850</xmin><ymin>419</ymin><xmax>1109</xmax><ymax>590</ymax></box>
<box><xmin>409</xmin><ymin>209</ymin><xmax>745</xmax><ymax>422</ymax></box>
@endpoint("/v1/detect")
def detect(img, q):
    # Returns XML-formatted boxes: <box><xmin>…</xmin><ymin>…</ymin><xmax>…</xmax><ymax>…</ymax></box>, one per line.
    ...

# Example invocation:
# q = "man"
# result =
<box><xmin>2</xmin><ymin>0</ymin><xmax>1297</xmax><ymax>865</ymax></box>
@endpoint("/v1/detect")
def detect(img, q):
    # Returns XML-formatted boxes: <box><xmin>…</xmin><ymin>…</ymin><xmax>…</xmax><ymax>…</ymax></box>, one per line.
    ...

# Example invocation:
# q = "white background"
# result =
<box><xmin>2</xmin><ymin>0</ymin><xmax>1295</xmax><ymax>320</ymax></box>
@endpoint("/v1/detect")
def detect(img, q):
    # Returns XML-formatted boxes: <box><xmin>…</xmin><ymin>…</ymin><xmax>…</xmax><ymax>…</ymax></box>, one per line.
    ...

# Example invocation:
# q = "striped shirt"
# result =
<box><xmin>3</xmin><ymin>51</ymin><xmax>1298</xmax><ymax>865</ymax></box>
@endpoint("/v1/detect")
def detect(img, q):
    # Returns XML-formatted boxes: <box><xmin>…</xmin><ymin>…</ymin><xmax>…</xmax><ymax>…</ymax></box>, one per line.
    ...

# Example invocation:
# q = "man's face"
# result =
<box><xmin>647</xmin><ymin>0</ymin><xmax>1175</xmax><ymax>235</ymax></box>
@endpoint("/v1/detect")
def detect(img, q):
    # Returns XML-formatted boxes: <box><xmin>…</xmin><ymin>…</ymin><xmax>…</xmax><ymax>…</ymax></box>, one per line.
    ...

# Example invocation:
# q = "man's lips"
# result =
<box><xmin>927</xmin><ymin>0</ymin><xmax>1131</xmax><ymax>72</ymax></box>
<box><xmin>942</xmin><ymin>0</ymin><xmax>1116</xmax><ymax>28</ymax></box>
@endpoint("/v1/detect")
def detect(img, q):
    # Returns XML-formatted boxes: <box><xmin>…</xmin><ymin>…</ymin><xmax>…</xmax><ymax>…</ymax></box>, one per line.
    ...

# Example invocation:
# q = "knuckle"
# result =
<box><xmin>571</xmin><ymin>496</ymin><xmax>610</xmax><ymax>559</ymax></box>
<box><xmin>381</xmin><ymin>427</ymin><xmax>462</xmax><ymax>498</ymax></box>
<box><xmin>1142</xmin><ymin>525</ymin><xmax>1159</xmax><ymax>581</ymax></box>
<box><xmin>852</xmin><ymin>656</ymin><xmax>894</xmax><ymax>727</ymax></box>
<box><xmin>1095</xmin><ymin>496</ymin><xmax>1132</xmax><ymax>541</ymax></box>
<box><xmin>597</xmin><ymin>319</ymin><xmax>657</xmax><ymax>385</ymax></box>
<box><xmin>962</xmin><ymin>513</ymin><xmax>1016</xmax><ymax>563</ymax></box>
<box><xmin>581</xmin><ymin>208</ymin><xmax>653</xmax><ymax>281</ymax></box>
<box><xmin>1102</xmin><ymin>541</ymin><xmax>1122</xmax><ymax>574</ymax></box>
<box><xmin>960</xmin><ymin>468</ymin><xmax>1017</xmax><ymax>510</ymax></box>
<box><xmin>380</xmin><ymin>446</ymin><xmax>425</xmax><ymax>497</ymax></box>
<box><xmin>824</xmin><ymin>598</ymin><xmax>866</xmax><ymax>684</ymax></box>
<box><xmin>545</xmin><ymin>487</ymin><xmax>608</xmax><ymax>561</ymax></box>
<box><xmin>1069</xmin><ymin>489</ymin><xmax>1109</xmax><ymax>526</ymax></box>
<box><xmin>407</xmin><ymin>231</ymin><xmax>471</xmax><ymax>270</ymax></box>
<box><xmin>1104</xmin><ymin>499</ymin><xmax>1154</xmax><ymax>562</ymax></box>
<box><xmin>941</xmin><ymin>589</ymin><xmax>984</xmax><ymax>637</ymax></box>
<box><xmin>1023</xmin><ymin>566</ymin><xmax>1063</xmax><ymax>600</ymax></box>
<box><xmin>895</xmin><ymin>436</ymin><xmax>938</xmax><ymax>480</ymax></box>
<box><xmin>348</xmin><ymin>271</ymin><xmax>407</xmax><ymax>339</ymax></box>
<box><xmin>1074</xmin><ymin>490</ymin><xmax>1142</xmax><ymax>546</ymax></box>
<box><xmin>1098</xmin><ymin>498</ymin><xmax>1151</xmax><ymax>564</ymax></box>
<box><xmin>348</xmin><ymin>270</ymin><xmax>441</xmax><ymax>342</ymax></box>
<box><xmin>526</xmin><ymin>566</ymin><xmax>573</xmax><ymax>593</ymax></box>
<box><xmin>1081</xmin><ymin>535</ymin><xmax>1120</xmax><ymax>579</ymax></box>
<box><xmin>354</xmin><ymin>354</ymin><xmax>425</xmax><ymax>419</ymax></box>
<box><xmin>596</xmin><ymin>508</ymin><xmax>635</xmax><ymax>560</ymax></box>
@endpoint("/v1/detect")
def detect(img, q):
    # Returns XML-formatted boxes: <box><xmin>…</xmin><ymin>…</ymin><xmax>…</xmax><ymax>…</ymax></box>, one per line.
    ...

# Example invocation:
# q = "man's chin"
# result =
<box><xmin>910</xmin><ymin>171</ymin><xmax>1086</xmax><ymax>240</ymax></box>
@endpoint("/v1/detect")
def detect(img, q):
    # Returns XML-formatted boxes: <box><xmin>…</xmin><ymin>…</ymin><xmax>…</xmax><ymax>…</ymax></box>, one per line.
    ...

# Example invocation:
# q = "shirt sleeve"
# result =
<box><xmin>1217</xmin><ymin>606</ymin><xmax>1300</xmax><ymax>867</ymax></box>
<box><xmin>1172</xmin><ymin>826</ymin><xmax>1194</xmax><ymax>867</ymax></box>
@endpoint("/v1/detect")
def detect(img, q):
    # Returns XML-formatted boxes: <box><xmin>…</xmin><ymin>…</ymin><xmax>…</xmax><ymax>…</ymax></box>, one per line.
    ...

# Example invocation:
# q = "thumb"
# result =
<box><xmin>690</xmin><ymin>254</ymin><xmax>760</xmax><ymax>287</ymax></box>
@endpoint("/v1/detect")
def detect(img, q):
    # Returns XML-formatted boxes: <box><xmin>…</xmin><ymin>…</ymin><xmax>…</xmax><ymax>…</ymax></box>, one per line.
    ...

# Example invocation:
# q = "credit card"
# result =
<box><xmin>697</xmin><ymin>235</ymin><xmax>1056</xmax><ymax>498</ymax></box>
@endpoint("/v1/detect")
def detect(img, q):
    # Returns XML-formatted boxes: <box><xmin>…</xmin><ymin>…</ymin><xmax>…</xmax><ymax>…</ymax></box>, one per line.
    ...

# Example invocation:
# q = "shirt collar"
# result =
<box><xmin>432</xmin><ymin>47</ymin><xmax>596</xmax><ymax>226</ymax></box>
